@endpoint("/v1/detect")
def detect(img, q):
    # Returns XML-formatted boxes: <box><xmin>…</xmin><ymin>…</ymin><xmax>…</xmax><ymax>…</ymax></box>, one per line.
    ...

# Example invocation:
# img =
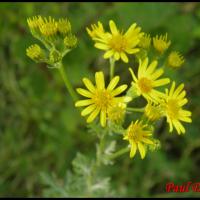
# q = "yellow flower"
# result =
<box><xmin>162</xmin><ymin>81</ymin><xmax>192</xmax><ymax>134</ymax></box>
<box><xmin>129</xmin><ymin>57</ymin><xmax>170</xmax><ymax>102</ymax></box>
<box><xmin>167</xmin><ymin>51</ymin><xmax>185</xmax><ymax>68</ymax></box>
<box><xmin>57</xmin><ymin>18</ymin><xmax>71</xmax><ymax>34</ymax></box>
<box><xmin>75</xmin><ymin>72</ymin><xmax>131</xmax><ymax>127</ymax></box>
<box><xmin>64</xmin><ymin>34</ymin><xmax>77</xmax><ymax>48</ymax></box>
<box><xmin>27</xmin><ymin>16</ymin><xmax>58</xmax><ymax>37</ymax></box>
<box><xmin>27</xmin><ymin>15</ymin><xmax>44</xmax><ymax>30</ymax></box>
<box><xmin>26</xmin><ymin>44</ymin><xmax>44</xmax><ymax>61</ymax></box>
<box><xmin>139</xmin><ymin>33</ymin><xmax>151</xmax><ymax>49</ymax></box>
<box><xmin>153</xmin><ymin>33</ymin><xmax>171</xmax><ymax>54</ymax></box>
<box><xmin>39</xmin><ymin>16</ymin><xmax>58</xmax><ymax>37</ymax></box>
<box><xmin>87</xmin><ymin>20</ymin><xmax>143</xmax><ymax>63</ymax></box>
<box><xmin>145</xmin><ymin>101</ymin><xmax>163</xmax><ymax>121</ymax></box>
<box><xmin>107</xmin><ymin>102</ymin><xmax>126</xmax><ymax>124</ymax></box>
<box><xmin>123</xmin><ymin>120</ymin><xmax>154</xmax><ymax>159</ymax></box>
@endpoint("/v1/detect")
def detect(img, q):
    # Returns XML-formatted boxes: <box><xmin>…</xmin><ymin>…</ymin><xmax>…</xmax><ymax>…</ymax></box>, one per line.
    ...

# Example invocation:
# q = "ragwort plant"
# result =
<box><xmin>26</xmin><ymin>16</ymin><xmax>192</xmax><ymax>197</ymax></box>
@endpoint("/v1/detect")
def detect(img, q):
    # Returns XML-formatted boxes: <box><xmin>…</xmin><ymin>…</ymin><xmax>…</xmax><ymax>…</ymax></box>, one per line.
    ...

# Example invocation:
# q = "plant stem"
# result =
<box><xmin>109</xmin><ymin>57</ymin><xmax>115</xmax><ymax>81</ymax></box>
<box><xmin>57</xmin><ymin>62</ymin><xmax>78</xmax><ymax>102</ymax></box>
<box><xmin>107</xmin><ymin>146</ymin><xmax>130</xmax><ymax>160</ymax></box>
<box><xmin>127</xmin><ymin>107</ymin><xmax>145</xmax><ymax>112</ymax></box>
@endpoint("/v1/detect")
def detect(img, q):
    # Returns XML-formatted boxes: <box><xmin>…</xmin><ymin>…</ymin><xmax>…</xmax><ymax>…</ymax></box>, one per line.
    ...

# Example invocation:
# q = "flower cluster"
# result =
<box><xmin>26</xmin><ymin>16</ymin><xmax>77</xmax><ymax>66</ymax></box>
<box><xmin>26</xmin><ymin>16</ymin><xmax>192</xmax><ymax>161</ymax></box>
<box><xmin>76</xmin><ymin>20</ymin><xmax>192</xmax><ymax>159</ymax></box>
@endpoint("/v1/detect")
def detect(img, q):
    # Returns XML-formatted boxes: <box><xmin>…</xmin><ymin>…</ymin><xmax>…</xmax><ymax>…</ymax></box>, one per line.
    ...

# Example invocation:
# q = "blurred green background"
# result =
<box><xmin>1</xmin><ymin>2</ymin><xmax>200</xmax><ymax>197</ymax></box>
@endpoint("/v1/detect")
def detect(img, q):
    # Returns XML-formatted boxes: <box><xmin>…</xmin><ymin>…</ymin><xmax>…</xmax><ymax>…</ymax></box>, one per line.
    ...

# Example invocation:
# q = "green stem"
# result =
<box><xmin>127</xmin><ymin>107</ymin><xmax>145</xmax><ymax>112</ymax></box>
<box><xmin>107</xmin><ymin>146</ymin><xmax>130</xmax><ymax>160</ymax></box>
<box><xmin>57</xmin><ymin>62</ymin><xmax>78</xmax><ymax>102</ymax></box>
<box><xmin>109</xmin><ymin>57</ymin><xmax>115</xmax><ymax>80</ymax></box>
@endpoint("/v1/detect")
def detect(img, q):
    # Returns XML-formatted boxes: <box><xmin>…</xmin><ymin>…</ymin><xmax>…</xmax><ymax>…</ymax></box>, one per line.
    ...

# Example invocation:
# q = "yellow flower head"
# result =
<box><xmin>27</xmin><ymin>15</ymin><xmax>44</xmax><ymax>30</ymax></box>
<box><xmin>123</xmin><ymin>120</ymin><xmax>154</xmax><ymax>159</ymax></box>
<box><xmin>64</xmin><ymin>34</ymin><xmax>77</xmax><ymax>48</ymax></box>
<box><xmin>39</xmin><ymin>16</ymin><xmax>58</xmax><ymax>37</ymax></box>
<box><xmin>26</xmin><ymin>44</ymin><xmax>44</xmax><ymax>61</ymax></box>
<box><xmin>168</xmin><ymin>51</ymin><xmax>185</xmax><ymax>68</ymax></box>
<box><xmin>145</xmin><ymin>101</ymin><xmax>163</xmax><ymax>121</ymax></box>
<box><xmin>162</xmin><ymin>81</ymin><xmax>192</xmax><ymax>135</ymax></box>
<box><xmin>75</xmin><ymin>72</ymin><xmax>131</xmax><ymax>127</ymax></box>
<box><xmin>86</xmin><ymin>21</ymin><xmax>105</xmax><ymax>39</ymax></box>
<box><xmin>87</xmin><ymin>20</ymin><xmax>143</xmax><ymax>63</ymax></box>
<box><xmin>139</xmin><ymin>33</ymin><xmax>151</xmax><ymax>49</ymax></box>
<box><xmin>129</xmin><ymin>57</ymin><xmax>170</xmax><ymax>102</ymax></box>
<box><xmin>153</xmin><ymin>33</ymin><xmax>171</xmax><ymax>54</ymax></box>
<box><xmin>57</xmin><ymin>18</ymin><xmax>71</xmax><ymax>34</ymax></box>
<box><xmin>107</xmin><ymin>102</ymin><xmax>126</xmax><ymax>124</ymax></box>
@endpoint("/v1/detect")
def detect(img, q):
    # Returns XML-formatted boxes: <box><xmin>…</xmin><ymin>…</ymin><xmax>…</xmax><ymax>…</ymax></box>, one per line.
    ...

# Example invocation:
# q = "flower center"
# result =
<box><xmin>138</xmin><ymin>77</ymin><xmax>152</xmax><ymax>93</ymax></box>
<box><xmin>166</xmin><ymin>99</ymin><xmax>180</xmax><ymax>119</ymax></box>
<box><xmin>93</xmin><ymin>89</ymin><xmax>113</xmax><ymax>111</ymax></box>
<box><xmin>128</xmin><ymin>124</ymin><xmax>143</xmax><ymax>142</ymax></box>
<box><xmin>109</xmin><ymin>34</ymin><xmax>127</xmax><ymax>52</ymax></box>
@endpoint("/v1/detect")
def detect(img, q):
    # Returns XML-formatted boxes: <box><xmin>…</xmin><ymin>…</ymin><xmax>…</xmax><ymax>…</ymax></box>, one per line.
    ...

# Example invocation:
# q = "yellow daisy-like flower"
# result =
<box><xmin>123</xmin><ymin>120</ymin><xmax>154</xmax><ymax>159</ymax></box>
<box><xmin>75</xmin><ymin>71</ymin><xmax>131</xmax><ymax>127</ymax></box>
<box><xmin>86</xmin><ymin>20</ymin><xmax>143</xmax><ymax>63</ymax></box>
<box><xmin>129</xmin><ymin>57</ymin><xmax>170</xmax><ymax>102</ymax></box>
<box><xmin>162</xmin><ymin>81</ymin><xmax>192</xmax><ymax>135</ymax></box>
<box><xmin>139</xmin><ymin>33</ymin><xmax>151</xmax><ymax>49</ymax></box>
<box><xmin>153</xmin><ymin>33</ymin><xmax>171</xmax><ymax>54</ymax></box>
<box><xmin>167</xmin><ymin>51</ymin><xmax>185</xmax><ymax>68</ymax></box>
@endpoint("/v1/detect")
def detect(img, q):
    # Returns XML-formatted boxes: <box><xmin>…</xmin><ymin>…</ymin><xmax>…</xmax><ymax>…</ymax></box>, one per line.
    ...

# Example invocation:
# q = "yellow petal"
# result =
<box><xmin>76</xmin><ymin>88</ymin><xmax>93</xmax><ymax>98</ymax></box>
<box><xmin>104</xmin><ymin>50</ymin><xmax>114</xmax><ymax>59</ymax></box>
<box><xmin>153</xmin><ymin>78</ymin><xmax>170</xmax><ymax>87</ymax></box>
<box><xmin>179</xmin><ymin>98</ymin><xmax>188</xmax><ymax>106</ymax></box>
<box><xmin>173</xmin><ymin>120</ymin><xmax>185</xmax><ymax>134</ymax></box>
<box><xmin>141</xmin><ymin>138</ymin><xmax>154</xmax><ymax>145</ymax></box>
<box><xmin>179</xmin><ymin>116</ymin><xmax>192</xmax><ymax>123</ymax></box>
<box><xmin>94</xmin><ymin>43</ymin><xmax>109</xmax><ymax>50</ymax></box>
<box><xmin>120</xmin><ymin>52</ymin><xmax>129</xmax><ymax>63</ymax></box>
<box><xmin>177</xmin><ymin>91</ymin><xmax>186</xmax><ymax>100</ymax></box>
<box><xmin>129</xmin><ymin>67</ymin><xmax>138</xmax><ymax>82</ymax></box>
<box><xmin>169</xmin><ymin>81</ymin><xmax>176</xmax><ymax>97</ymax></box>
<box><xmin>109</xmin><ymin>20</ymin><xmax>118</xmax><ymax>35</ymax></box>
<box><xmin>75</xmin><ymin>99</ymin><xmax>93</xmax><ymax>107</ymax></box>
<box><xmin>168</xmin><ymin>119</ymin><xmax>173</xmax><ymax>133</ymax></box>
<box><xmin>111</xmin><ymin>85</ymin><xmax>127</xmax><ymax>96</ymax></box>
<box><xmin>130</xmin><ymin>141</ymin><xmax>137</xmax><ymax>158</ymax></box>
<box><xmin>125</xmin><ymin>48</ymin><xmax>140</xmax><ymax>54</ymax></box>
<box><xmin>87</xmin><ymin>107</ymin><xmax>100</xmax><ymax>123</ymax></box>
<box><xmin>180</xmin><ymin>110</ymin><xmax>192</xmax><ymax>117</ymax></box>
<box><xmin>114</xmin><ymin>52</ymin><xmax>120</xmax><ymax>60</ymax></box>
<box><xmin>81</xmin><ymin>104</ymin><xmax>96</xmax><ymax>116</ymax></box>
<box><xmin>173</xmin><ymin>83</ymin><xmax>184</xmax><ymax>97</ymax></box>
<box><xmin>95</xmin><ymin>71</ymin><xmax>105</xmax><ymax>90</ymax></box>
<box><xmin>151</xmin><ymin>69</ymin><xmax>164</xmax><ymax>80</ymax></box>
<box><xmin>146</xmin><ymin>60</ymin><xmax>158</xmax><ymax>75</ymax></box>
<box><xmin>107</xmin><ymin>76</ymin><xmax>120</xmax><ymax>90</ymax></box>
<box><xmin>100</xmin><ymin>110</ymin><xmax>107</xmax><ymax>127</ymax></box>
<box><xmin>138</xmin><ymin>57</ymin><xmax>148</xmax><ymax>77</ymax></box>
<box><xmin>124</xmin><ymin>23</ymin><xmax>137</xmax><ymax>37</ymax></box>
<box><xmin>137</xmin><ymin>142</ymin><xmax>146</xmax><ymax>159</ymax></box>
<box><xmin>83</xmin><ymin>78</ymin><xmax>96</xmax><ymax>93</ymax></box>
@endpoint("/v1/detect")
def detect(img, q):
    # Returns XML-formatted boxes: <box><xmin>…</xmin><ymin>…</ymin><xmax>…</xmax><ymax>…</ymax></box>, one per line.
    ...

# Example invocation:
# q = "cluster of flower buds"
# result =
<box><xmin>26</xmin><ymin>16</ymin><xmax>77</xmax><ymax>67</ymax></box>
